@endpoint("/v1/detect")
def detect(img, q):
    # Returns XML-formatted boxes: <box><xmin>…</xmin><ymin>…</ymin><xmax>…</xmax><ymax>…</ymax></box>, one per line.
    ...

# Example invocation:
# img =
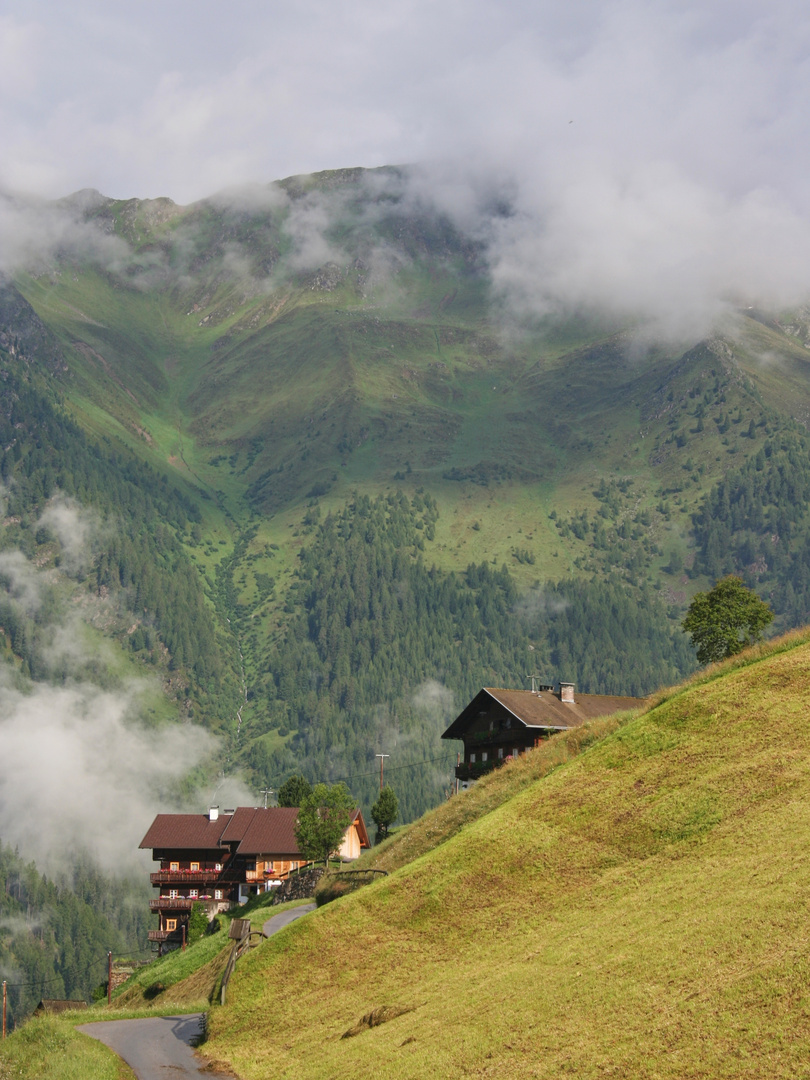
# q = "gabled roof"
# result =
<box><xmin>232</xmin><ymin>807</ymin><xmax>301</xmax><ymax>856</ymax></box>
<box><xmin>139</xmin><ymin>813</ymin><xmax>233</xmax><ymax>851</ymax></box>
<box><xmin>350</xmin><ymin>808</ymin><xmax>371</xmax><ymax>849</ymax></box>
<box><xmin>140</xmin><ymin>806</ymin><xmax>369</xmax><ymax>857</ymax></box>
<box><xmin>441</xmin><ymin>687</ymin><xmax>643</xmax><ymax>741</ymax></box>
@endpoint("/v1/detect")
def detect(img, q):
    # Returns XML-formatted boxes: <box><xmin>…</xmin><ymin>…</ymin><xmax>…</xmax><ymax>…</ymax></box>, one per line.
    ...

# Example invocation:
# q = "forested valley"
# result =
<box><xmin>5</xmin><ymin>169</ymin><xmax>810</xmax><ymax>1024</ymax></box>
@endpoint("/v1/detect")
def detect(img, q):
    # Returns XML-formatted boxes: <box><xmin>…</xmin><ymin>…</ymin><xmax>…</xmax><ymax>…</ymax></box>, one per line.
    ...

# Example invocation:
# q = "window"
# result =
<box><xmin>498</xmin><ymin>748</ymin><xmax>504</xmax><ymax>759</ymax></box>
<box><xmin>166</xmin><ymin>919</ymin><xmax>177</xmax><ymax>932</ymax></box>
<box><xmin>190</xmin><ymin>862</ymin><xmax>200</xmax><ymax>872</ymax></box>
<box><xmin>169</xmin><ymin>889</ymin><xmax>178</xmax><ymax>899</ymax></box>
<box><xmin>214</xmin><ymin>863</ymin><xmax>222</xmax><ymax>871</ymax></box>
<box><xmin>214</xmin><ymin>890</ymin><xmax>223</xmax><ymax>900</ymax></box>
<box><xmin>481</xmin><ymin>751</ymin><xmax>488</xmax><ymax>762</ymax></box>
<box><xmin>189</xmin><ymin>889</ymin><xmax>198</xmax><ymax>899</ymax></box>
<box><xmin>469</xmin><ymin>752</ymin><xmax>476</xmax><ymax>763</ymax></box>
<box><xmin>170</xmin><ymin>862</ymin><xmax>179</xmax><ymax>872</ymax></box>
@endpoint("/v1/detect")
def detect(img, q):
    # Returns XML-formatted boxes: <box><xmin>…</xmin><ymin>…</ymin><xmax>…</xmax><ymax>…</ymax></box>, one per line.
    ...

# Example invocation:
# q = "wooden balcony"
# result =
<box><xmin>149</xmin><ymin>898</ymin><xmax>195</xmax><ymax>912</ymax></box>
<box><xmin>455</xmin><ymin>760</ymin><xmax>498</xmax><ymax>781</ymax></box>
<box><xmin>150</xmin><ymin>870</ymin><xmax>240</xmax><ymax>886</ymax></box>
<box><xmin>147</xmin><ymin>930</ymin><xmax>180</xmax><ymax>943</ymax></box>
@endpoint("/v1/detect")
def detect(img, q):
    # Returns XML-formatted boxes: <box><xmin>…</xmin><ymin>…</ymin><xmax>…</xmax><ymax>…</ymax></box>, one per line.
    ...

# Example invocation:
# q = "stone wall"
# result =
<box><xmin>272</xmin><ymin>868</ymin><xmax>324</xmax><ymax>904</ymax></box>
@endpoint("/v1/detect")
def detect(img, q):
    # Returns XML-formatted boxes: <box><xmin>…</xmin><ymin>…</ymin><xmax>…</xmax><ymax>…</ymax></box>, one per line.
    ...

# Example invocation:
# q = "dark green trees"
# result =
<box><xmin>277</xmin><ymin>774</ymin><xmax>313</xmax><ymax>808</ymax></box>
<box><xmin>682</xmin><ymin>576</ymin><xmax>774</xmax><ymax>665</ymax></box>
<box><xmin>294</xmin><ymin>783</ymin><xmax>355</xmax><ymax>865</ymax></box>
<box><xmin>370</xmin><ymin>786</ymin><xmax>399</xmax><ymax>843</ymax></box>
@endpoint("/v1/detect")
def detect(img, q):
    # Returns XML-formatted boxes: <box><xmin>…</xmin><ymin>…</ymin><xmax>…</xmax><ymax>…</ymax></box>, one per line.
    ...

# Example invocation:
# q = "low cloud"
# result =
<box><xmin>38</xmin><ymin>492</ymin><xmax>102</xmax><ymax>574</ymax></box>
<box><xmin>0</xmin><ymin>190</ymin><xmax>130</xmax><ymax>277</ymax></box>
<box><xmin>0</xmin><ymin>670</ymin><xmax>219</xmax><ymax>875</ymax></box>
<box><xmin>0</xmin><ymin>550</ymin><xmax>44</xmax><ymax>614</ymax></box>
<box><xmin>411</xmin><ymin>679</ymin><xmax>455</xmax><ymax>730</ymax></box>
<box><xmin>0</xmin><ymin>530</ymin><xmax>249</xmax><ymax>877</ymax></box>
<box><xmin>514</xmin><ymin>589</ymin><xmax>569</xmax><ymax>623</ymax></box>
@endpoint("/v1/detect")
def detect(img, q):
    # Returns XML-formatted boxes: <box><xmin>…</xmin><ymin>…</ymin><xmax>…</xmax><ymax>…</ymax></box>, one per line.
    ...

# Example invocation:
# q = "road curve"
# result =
<box><xmin>78</xmin><ymin>903</ymin><xmax>317</xmax><ymax>1080</ymax></box>
<box><xmin>78</xmin><ymin>1013</ymin><xmax>230</xmax><ymax>1080</ymax></box>
<box><xmin>262</xmin><ymin>901</ymin><xmax>316</xmax><ymax>937</ymax></box>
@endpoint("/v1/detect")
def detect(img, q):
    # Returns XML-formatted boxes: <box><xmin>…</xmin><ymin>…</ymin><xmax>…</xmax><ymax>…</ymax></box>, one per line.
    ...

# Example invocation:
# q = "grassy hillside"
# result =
<box><xmin>203</xmin><ymin>630</ymin><xmax>810</xmax><ymax>1079</ymax></box>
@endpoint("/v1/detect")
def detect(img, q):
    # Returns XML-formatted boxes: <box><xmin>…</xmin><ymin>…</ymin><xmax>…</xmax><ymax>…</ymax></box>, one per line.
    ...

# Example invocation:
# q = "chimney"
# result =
<box><xmin>559</xmin><ymin>682</ymin><xmax>575</xmax><ymax>703</ymax></box>
<box><xmin>208</xmin><ymin>806</ymin><xmax>219</xmax><ymax>821</ymax></box>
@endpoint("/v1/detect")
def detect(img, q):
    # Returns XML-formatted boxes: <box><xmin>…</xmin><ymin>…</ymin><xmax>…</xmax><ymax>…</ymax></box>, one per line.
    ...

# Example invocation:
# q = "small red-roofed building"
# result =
<box><xmin>139</xmin><ymin>804</ymin><xmax>370</xmax><ymax>950</ymax></box>
<box><xmin>443</xmin><ymin>682</ymin><xmax>643</xmax><ymax>788</ymax></box>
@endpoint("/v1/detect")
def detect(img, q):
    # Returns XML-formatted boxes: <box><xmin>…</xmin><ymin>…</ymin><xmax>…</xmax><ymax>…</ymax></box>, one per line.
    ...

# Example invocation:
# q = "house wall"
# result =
<box><xmin>338</xmin><ymin>824</ymin><xmax>361</xmax><ymax>860</ymax></box>
<box><xmin>462</xmin><ymin>702</ymin><xmax>533</xmax><ymax>763</ymax></box>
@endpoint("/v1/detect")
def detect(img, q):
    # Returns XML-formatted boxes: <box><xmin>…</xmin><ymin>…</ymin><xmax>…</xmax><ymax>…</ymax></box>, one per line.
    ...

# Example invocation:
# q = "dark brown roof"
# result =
<box><xmin>442</xmin><ymin>687</ymin><xmax>643</xmax><ymax>740</ymax></box>
<box><xmin>232</xmin><ymin>808</ymin><xmax>301</xmax><ymax>856</ymax></box>
<box><xmin>35</xmin><ymin>1000</ymin><xmax>88</xmax><ymax>1014</ymax></box>
<box><xmin>139</xmin><ymin>813</ymin><xmax>233</xmax><ymax>851</ymax></box>
<box><xmin>141</xmin><ymin>806</ymin><xmax>366</xmax><ymax>857</ymax></box>
<box><xmin>218</xmin><ymin>807</ymin><xmax>257</xmax><ymax>843</ymax></box>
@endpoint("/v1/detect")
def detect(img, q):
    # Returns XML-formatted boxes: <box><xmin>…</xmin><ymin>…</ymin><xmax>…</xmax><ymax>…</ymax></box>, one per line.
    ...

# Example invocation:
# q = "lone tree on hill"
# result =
<box><xmin>294</xmin><ymin>782</ymin><xmax>355</xmax><ymax>865</ymax></box>
<box><xmin>371</xmin><ymin>786</ymin><xmax>399</xmax><ymax>844</ymax></box>
<box><xmin>682</xmin><ymin>576</ymin><xmax>774</xmax><ymax>665</ymax></box>
<box><xmin>277</xmin><ymin>773</ymin><xmax>312</xmax><ymax>808</ymax></box>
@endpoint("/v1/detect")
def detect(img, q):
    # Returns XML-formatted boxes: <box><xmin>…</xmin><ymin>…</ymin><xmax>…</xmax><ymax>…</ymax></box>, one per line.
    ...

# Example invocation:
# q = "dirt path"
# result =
<box><xmin>78</xmin><ymin>1013</ymin><xmax>229</xmax><ymax>1080</ymax></box>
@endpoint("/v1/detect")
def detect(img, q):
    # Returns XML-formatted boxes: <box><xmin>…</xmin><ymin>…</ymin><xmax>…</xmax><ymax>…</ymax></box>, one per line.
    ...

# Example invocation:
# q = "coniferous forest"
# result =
<box><xmin>4</xmin><ymin>169</ymin><xmax>810</xmax><ymax>1021</ymax></box>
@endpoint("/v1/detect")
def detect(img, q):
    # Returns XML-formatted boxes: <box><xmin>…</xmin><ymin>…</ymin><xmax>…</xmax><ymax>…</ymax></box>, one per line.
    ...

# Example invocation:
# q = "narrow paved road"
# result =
<box><xmin>79</xmin><ymin>903</ymin><xmax>316</xmax><ymax>1079</ymax></box>
<box><xmin>263</xmin><ymin>901</ymin><xmax>316</xmax><ymax>937</ymax></box>
<box><xmin>78</xmin><ymin>1013</ymin><xmax>230</xmax><ymax>1079</ymax></box>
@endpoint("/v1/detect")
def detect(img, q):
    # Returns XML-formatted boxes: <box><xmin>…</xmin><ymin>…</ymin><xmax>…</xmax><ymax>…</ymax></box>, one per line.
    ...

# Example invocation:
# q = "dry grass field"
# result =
<box><xmin>204</xmin><ymin>630</ymin><xmax>810</xmax><ymax>1078</ymax></box>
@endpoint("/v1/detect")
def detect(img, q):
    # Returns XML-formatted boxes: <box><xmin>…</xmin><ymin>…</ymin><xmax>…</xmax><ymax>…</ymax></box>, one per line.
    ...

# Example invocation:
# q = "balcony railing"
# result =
<box><xmin>150</xmin><ymin>870</ymin><xmax>241</xmax><ymax>885</ymax></box>
<box><xmin>147</xmin><ymin>930</ymin><xmax>181</xmax><ymax>943</ymax></box>
<box><xmin>149</xmin><ymin>898</ymin><xmax>195</xmax><ymax>912</ymax></box>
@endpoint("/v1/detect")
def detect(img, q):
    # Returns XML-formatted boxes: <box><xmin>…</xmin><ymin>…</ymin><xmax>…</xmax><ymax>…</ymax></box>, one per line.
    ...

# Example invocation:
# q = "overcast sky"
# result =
<box><xmin>2</xmin><ymin>0</ymin><xmax>810</xmax><ymax>331</ymax></box>
<box><xmin>1</xmin><ymin>0</ymin><xmax>808</xmax><ymax>206</ymax></box>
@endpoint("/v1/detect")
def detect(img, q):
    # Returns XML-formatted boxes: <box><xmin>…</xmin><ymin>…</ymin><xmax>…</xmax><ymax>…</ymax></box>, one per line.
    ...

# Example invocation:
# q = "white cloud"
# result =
<box><xmin>1</xmin><ymin>2</ymin><xmax>810</xmax><ymax>332</ymax></box>
<box><xmin>0</xmin><ymin>670</ymin><xmax>218</xmax><ymax>875</ymax></box>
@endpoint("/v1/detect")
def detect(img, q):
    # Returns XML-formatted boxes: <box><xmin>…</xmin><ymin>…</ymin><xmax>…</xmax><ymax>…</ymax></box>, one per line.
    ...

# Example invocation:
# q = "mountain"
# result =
<box><xmin>3</xmin><ymin>165</ymin><xmax>810</xmax><ymax>829</ymax></box>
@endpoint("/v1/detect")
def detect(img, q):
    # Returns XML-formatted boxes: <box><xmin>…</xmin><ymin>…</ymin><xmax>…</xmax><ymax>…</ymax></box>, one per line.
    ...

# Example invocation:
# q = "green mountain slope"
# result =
<box><xmin>5</xmin><ymin>165</ymin><xmax>810</xmax><ymax>820</ymax></box>
<box><xmin>205</xmin><ymin>631</ymin><xmax>810</xmax><ymax>1079</ymax></box>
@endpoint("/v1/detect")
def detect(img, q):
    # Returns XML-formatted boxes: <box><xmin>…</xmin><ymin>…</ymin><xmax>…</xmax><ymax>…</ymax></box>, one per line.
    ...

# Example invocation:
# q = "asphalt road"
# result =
<box><xmin>78</xmin><ymin>902</ymin><xmax>316</xmax><ymax>1079</ymax></box>
<box><xmin>262</xmin><ymin>900</ymin><xmax>316</xmax><ymax>937</ymax></box>
<box><xmin>77</xmin><ymin>1013</ymin><xmax>230</xmax><ymax>1080</ymax></box>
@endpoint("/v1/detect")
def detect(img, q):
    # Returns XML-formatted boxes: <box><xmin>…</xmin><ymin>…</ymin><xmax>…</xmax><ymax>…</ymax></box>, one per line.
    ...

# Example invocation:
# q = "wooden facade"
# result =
<box><xmin>140</xmin><ymin>805</ymin><xmax>370</xmax><ymax>948</ymax></box>
<box><xmin>442</xmin><ymin>683</ymin><xmax>643</xmax><ymax>787</ymax></box>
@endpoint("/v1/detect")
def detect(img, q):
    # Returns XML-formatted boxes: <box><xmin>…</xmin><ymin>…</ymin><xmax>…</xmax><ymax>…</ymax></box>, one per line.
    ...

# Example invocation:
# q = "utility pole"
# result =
<box><xmin>260</xmin><ymin>787</ymin><xmax>274</xmax><ymax>809</ymax></box>
<box><xmin>2</xmin><ymin>980</ymin><xmax>6</xmax><ymax>1039</ymax></box>
<box><xmin>375</xmin><ymin>753</ymin><xmax>389</xmax><ymax>792</ymax></box>
<box><xmin>107</xmin><ymin>952</ymin><xmax>112</xmax><ymax>1007</ymax></box>
<box><xmin>182</xmin><ymin>924</ymin><xmax>187</xmax><ymax>952</ymax></box>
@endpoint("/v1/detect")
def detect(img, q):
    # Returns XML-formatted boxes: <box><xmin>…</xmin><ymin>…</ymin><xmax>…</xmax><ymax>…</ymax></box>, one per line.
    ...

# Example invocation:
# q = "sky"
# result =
<box><xmin>3</xmin><ymin>0</ymin><xmax>810</xmax><ymax>333</ymax></box>
<box><xmin>1</xmin><ymin>0</ymin><xmax>809</xmax><ymax>208</ymax></box>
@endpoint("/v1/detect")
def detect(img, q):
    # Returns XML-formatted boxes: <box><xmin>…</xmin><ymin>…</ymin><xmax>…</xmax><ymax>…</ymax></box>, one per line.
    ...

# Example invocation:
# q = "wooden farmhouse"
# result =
<box><xmin>139</xmin><ymin>805</ymin><xmax>370</xmax><ymax>949</ymax></box>
<box><xmin>443</xmin><ymin>682</ymin><xmax>643</xmax><ymax>788</ymax></box>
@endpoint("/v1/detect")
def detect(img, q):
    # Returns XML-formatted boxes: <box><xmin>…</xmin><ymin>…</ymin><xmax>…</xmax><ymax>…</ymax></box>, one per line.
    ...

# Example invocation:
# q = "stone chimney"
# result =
<box><xmin>208</xmin><ymin>806</ymin><xmax>219</xmax><ymax>821</ymax></box>
<box><xmin>559</xmin><ymin>682</ymin><xmax>575</xmax><ymax>703</ymax></box>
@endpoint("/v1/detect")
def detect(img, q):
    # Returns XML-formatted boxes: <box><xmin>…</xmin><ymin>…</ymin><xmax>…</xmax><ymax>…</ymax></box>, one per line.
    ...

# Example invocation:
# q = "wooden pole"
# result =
<box><xmin>107</xmin><ymin>952</ymin><xmax>112</xmax><ymax>1006</ymax></box>
<box><xmin>375</xmin><ymin>753</ymin><xmax>389</xmax><ymax>792</ymax></box>
<box><xmin>2</xmin><ymin>980</ymin><xmax>6</xmax><ymax>1039</ymax></box>
<box><xmin>182</xmin><ymin>923</ymin><xmax>186</xmax><ymax>951</ymax></box>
